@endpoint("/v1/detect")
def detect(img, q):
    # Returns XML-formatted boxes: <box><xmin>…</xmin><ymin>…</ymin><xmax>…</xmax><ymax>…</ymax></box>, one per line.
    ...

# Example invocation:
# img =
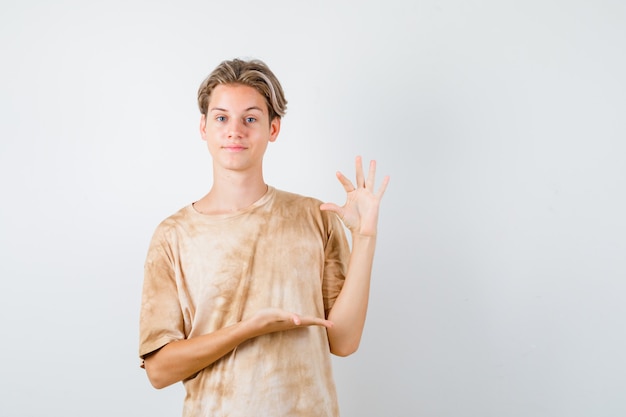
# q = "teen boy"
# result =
<box><xmin>139</xmin><ymin>58</ymin><xmax>389</xmax><ymax>417</ymax></box>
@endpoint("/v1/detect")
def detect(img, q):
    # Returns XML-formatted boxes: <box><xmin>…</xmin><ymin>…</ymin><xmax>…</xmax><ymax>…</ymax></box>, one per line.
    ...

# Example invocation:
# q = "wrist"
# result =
<box><xmin>351</xmin><ymin>232</ymin><xmax>377</xmax><ymax>245</ymax></box>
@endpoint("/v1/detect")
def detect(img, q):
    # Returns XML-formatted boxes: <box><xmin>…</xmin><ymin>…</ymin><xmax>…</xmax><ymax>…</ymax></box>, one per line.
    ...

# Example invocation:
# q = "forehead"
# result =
<box><xmin>209</xmin><ymin>84</ymin><xmax>268</xmax><ymax>113</ymax></box>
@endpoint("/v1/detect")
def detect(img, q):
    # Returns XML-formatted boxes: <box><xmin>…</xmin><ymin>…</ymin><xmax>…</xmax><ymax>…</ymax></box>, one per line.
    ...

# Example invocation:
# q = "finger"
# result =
<box><xmin>320</xmin><ymin>203</ymin><xmax>343</xmax><ymax>217</ymax></box>
<box><xmin>355</xmin><ymin>155</ymin><xmax>365</xmax><ymax>188</ymax></box>
<box><xmin>319</xmin><ymin>319</ymin><xmax>334</xmax><ymax>328</ymax></box>
<box><xmin>376</xmin><ymin>175</ymin><xmax>391</xmax><ymax>199</ymax></box>
<box><xmin>335</xmin><ymin>171</ymin><xmax>355</xmax><ymax>192</ymax></box>
<box><xmin>365</xmin><ymin>159</ymin><xmax>377</xmax><ymax>190</ymax></box>
<box><xmin>292</xmin><ymin>314</ymin><xmax>302</xmax><ymax>326</ymax></box>
<box><xmin>300</xmin><ymin>316</ymin><xmax>334</xmax><ymax>328</ymax></box>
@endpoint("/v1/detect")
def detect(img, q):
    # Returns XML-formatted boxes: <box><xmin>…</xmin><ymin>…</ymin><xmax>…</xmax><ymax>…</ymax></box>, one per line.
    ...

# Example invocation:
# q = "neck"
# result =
<box><xmin>194</xmin><ymin>171</ymin><xmax>268</xmax><ymax>215</ymax></box>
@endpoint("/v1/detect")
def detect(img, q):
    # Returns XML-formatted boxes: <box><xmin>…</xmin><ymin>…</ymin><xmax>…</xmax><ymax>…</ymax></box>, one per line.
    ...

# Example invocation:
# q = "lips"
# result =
<box><xmin>223</xmin><ymin>145</ymin><xmax>247</xmax><ymax>152</ymax></box>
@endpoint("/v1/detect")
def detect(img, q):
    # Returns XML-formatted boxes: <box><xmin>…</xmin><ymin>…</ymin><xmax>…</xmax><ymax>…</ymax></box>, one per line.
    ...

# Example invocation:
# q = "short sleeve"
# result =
<box><xmin>321</xmin><ymin>211</ymin><xmax>350</xmax><ymax>317</ymax></box>
<box><xmin>138</xmin><ymin>225</ymin><xmax>185</xmax><ymax>363</ymax></box>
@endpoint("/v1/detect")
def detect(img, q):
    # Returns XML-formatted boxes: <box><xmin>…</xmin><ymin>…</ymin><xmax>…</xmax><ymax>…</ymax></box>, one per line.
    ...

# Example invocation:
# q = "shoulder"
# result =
<box><xmin>150</xmin><ymin>205</ymin><xmax>195</xmax><ymax>240</ymax></box>
<box><xmin>270</xmin><ymin>188</ymin><xmax>329</xmax><ymax>222</ymax></box>
<box><xmin>270</xmin><ymin>188</ymin><xmax>342</xmax><ymax>231</ymax></box>
<box><xmin>272</xmin><ymin>188</ymin><xmax>324</xmax><ymax>209</ymax></box>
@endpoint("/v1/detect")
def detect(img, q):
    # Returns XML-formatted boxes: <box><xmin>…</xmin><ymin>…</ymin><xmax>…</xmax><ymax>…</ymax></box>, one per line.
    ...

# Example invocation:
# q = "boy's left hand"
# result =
<box><xmin>320</xmin><ymin>156</ymin><xmax>389</xmax><ymax>237</ymax></box>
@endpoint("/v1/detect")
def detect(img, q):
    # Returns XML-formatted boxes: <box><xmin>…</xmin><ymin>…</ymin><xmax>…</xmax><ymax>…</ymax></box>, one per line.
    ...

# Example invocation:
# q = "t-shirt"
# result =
<box><xmin>139</xmin><ymin>186</ymin><xmax>350</xmax><ymax>417</ymax></box>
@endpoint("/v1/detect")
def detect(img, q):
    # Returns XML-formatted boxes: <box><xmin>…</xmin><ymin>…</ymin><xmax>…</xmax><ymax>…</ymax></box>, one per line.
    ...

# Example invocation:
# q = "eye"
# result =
<box><xmin>216</xmin><ymin>116</ymin><xmax>226</xmax><ymax>122</ymax></box>
<box><xmin>245</xmin><ymin>117</ymin><xmax>257</xmax><ymax>123</ymax></box>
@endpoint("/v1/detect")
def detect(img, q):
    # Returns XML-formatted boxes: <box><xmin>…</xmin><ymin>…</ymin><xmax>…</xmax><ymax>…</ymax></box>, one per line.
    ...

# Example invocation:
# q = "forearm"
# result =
<box><xmin>144</xmin><ymin>319</ymin><xmax>255</xmax><ymax>389</ymax></box>
<box><xmin>326</xmin><ymin>234</ymin><xmax>377</xmax><ymax>356</ymax></box>
<box><xmin>144</xmin><ymin>308</ymin><xmax>330</xmax><ymax>388</ymax></box>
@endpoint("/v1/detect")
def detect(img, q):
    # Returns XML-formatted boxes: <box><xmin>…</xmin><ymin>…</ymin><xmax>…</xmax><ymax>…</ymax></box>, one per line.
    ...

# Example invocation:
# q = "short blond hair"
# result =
<box><xmin>197</xmin><ymin>58</ymin><xmax>287</xmax><ymax>121</ymax></box>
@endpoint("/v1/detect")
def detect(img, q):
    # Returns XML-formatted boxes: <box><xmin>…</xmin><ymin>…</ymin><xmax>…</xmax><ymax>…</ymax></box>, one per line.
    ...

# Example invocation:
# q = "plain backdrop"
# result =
<box><xmin>1</xmin><ymin>1</ymin><xmax>625</xmax><ymax>416</ymax></box>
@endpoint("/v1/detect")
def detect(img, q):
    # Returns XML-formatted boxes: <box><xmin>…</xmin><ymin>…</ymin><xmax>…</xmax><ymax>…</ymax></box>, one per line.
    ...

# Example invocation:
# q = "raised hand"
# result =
<box><xmin>320</xmin><ymin>156</ymin><xmax>390</xmax><ymax>237</ymax></box>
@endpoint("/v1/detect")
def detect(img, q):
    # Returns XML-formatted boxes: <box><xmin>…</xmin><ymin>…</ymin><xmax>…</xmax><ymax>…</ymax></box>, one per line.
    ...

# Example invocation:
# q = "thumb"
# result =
<box><xmin>320</xmin><ymin>203</ymin><xmax>341</xmax><ymax>214</ymax></box>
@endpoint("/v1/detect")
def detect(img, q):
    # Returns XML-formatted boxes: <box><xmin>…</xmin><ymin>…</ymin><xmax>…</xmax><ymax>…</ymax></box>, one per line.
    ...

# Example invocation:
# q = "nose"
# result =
<box><xmin>227</xmin><ymin>119</ymin><xmax>244</xmax><ymax>140</ymax></box>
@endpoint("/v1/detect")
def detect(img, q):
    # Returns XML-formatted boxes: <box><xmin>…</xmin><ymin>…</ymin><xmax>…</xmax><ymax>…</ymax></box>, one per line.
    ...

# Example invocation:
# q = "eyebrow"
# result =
<box><xmin>209</xmin><ymin>106</ymin><xmax>265</xmax><ymax>113</ymax></box>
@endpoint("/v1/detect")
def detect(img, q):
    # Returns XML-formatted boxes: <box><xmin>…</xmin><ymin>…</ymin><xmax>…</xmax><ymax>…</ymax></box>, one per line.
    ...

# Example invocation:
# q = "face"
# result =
<box><xmin>200</xmin><ymin>83</ymin><xmax>280</xmax><ymax>175</ymax></box>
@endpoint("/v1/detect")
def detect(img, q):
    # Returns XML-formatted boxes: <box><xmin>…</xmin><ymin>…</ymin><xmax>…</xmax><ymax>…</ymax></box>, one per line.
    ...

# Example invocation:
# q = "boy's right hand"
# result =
<box><xmin>248</xmin><ymin>307</ymin><xmax>333</xmax><ymax>337</ymax></box>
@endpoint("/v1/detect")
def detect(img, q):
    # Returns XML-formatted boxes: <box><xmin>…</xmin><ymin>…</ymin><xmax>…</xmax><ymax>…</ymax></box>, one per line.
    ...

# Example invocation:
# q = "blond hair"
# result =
<box><xmin>197</xmin><ymin>58</ymin><xmax>287</xmax><ymax>121</ymax></box>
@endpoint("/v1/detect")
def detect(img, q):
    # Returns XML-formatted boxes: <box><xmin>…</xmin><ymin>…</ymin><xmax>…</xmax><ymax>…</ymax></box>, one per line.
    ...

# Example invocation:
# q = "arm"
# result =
<box><xmin>144</xmin><ymin>308</ymin><xmax>332</xmax><ymax>389</ymax></box>
<box><xmin>320</xmin><ymin>156</ymin><xmax>389</xmax><ymax>356</ymax></box>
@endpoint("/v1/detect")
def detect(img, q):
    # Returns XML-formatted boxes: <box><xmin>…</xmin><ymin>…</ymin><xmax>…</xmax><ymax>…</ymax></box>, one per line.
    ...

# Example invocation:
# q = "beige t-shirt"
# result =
<box><xmin>139</xmin><ymin>187</ymin><xmax>350</xmax><ymax>417</ymax></box>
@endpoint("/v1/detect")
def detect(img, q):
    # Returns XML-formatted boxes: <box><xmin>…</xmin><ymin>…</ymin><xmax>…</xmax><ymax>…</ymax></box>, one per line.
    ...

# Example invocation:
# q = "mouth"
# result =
<box><xmin>223</xmin><ymin>145</ymin><xmax>247</xmax><ymax>152</ymax></box>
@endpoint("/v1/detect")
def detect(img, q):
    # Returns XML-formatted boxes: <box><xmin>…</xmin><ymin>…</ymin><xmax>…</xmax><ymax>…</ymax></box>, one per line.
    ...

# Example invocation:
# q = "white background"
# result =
<box><xmin>1</xmin><ymin>1</ymin><xmax>625</xmax><ymax>416</ymax></box>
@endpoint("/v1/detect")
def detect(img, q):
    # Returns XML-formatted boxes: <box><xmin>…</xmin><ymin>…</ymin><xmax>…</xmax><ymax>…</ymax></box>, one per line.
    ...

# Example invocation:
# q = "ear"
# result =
<box><xmin>199</xmin><ymin>114</ymin><xmax>207</xmax><ymax>141</ymax></box>
<box><xmin>269</xmin><ymin>117</ymin><xmax>281</xmax><ymax>143</ymax></box>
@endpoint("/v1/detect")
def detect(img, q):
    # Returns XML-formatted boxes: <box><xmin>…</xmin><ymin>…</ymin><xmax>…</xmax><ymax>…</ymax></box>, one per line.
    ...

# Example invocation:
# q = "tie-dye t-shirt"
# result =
<box><xmin>139</xmin><ymin>187</ymin><xmax>350</xmax><ymax>417</ymax></box>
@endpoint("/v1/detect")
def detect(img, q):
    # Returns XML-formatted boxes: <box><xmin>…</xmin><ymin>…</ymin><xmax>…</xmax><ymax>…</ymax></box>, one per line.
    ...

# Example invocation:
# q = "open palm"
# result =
<box><xmin>320</xmin><ymin>156</ymin><xmax>390</xmax><ymax>236</ymax></box>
